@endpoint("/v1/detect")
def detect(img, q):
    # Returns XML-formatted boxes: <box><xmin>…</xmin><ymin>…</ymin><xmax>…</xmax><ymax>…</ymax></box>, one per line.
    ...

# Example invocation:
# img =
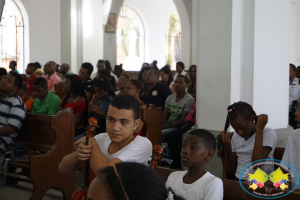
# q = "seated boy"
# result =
<box><xmin>281</xmin><ymin>100</ymin><xmax>300</xmax><ymax>190</ymax></box>
<box><xmin>58</xmin><ymin>94</ymin><xmax>152</xmax><ymax>175</ymax></box>
<box><xmin>31</xmin><ymin>77</ymin><xmax>61</xmax><ymax>115</ymax></box>
<box><xmin>166</xmin><ymin>129</ymin><xmax>223</xmax><ymax>200</ymax></box>
<box><xmin>18</xmin><ymin>85</ymin><xmax>34</xmax><ymax>112</ymax></box>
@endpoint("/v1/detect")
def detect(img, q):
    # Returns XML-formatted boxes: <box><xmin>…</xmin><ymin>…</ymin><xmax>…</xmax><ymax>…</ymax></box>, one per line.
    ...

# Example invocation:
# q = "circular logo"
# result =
<box><xmin>152</xmin><ymin>90</ymin><xmax>157</xmax><ymax>96</ymax></box>
<box><xmin>239</xmin><ymin>159</ymin><xmax>299</xmax><ymax>199</ymax></box>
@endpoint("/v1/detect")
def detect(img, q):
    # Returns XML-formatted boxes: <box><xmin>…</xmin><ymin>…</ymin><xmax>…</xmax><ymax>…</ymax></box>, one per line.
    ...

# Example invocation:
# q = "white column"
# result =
<box><xmin>61</xmin><ymin>0</ymin><xmax>72</xmax><ymax>67</ymax></box>
<box><xmin>195</xmin><ymin>0</ymin><xmax>291</xmax><ymax>177</ymax></box>
<box><xmin>81</xmin><ymin>0</ymin><xmax>103</xmax><ymax>67</ymax></box>
<box><xmin>196</xmin><ymin>0</ymin><xmax>233</xmax><ymax>131</ymax></box>
<box><xmin>196</xmin><ymin>0</ymin><xmax>290</xmax><ymax>130</ymax></box>
<box><xmin>191</xmin><ymin>0</ymin><xmax>198</xmax><ymax>65</ymax></box>
<box><xmin>252</xmin><ymin>0</ymin><xmax>290</xmax><ymax>129</ymax></box>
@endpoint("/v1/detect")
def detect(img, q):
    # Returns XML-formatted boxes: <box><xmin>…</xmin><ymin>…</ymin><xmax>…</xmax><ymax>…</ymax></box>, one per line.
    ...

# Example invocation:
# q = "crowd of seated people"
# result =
<box><xmin>3</xmin><ymin>59</ymin><xmax>300</xmax><ymax>200</ymax></box>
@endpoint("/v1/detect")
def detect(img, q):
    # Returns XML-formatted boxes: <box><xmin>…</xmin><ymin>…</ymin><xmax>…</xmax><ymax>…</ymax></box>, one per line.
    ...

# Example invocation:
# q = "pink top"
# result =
<box><xmin>184</xmin><ymin>103</ymin><xmax>196</xmax><ymax>126</ymax></box>
<box><xmin>44</xmin><ymin>73</ymin><xmax>62</xmax><ymax>93</ymax></box>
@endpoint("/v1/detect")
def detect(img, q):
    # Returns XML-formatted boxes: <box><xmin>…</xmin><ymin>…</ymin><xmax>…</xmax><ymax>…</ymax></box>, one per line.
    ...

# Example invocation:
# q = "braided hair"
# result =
<box><xmin>224</xmin><ymin>101</ymin><xmax>257</xmax><ymax>132</ymax></box>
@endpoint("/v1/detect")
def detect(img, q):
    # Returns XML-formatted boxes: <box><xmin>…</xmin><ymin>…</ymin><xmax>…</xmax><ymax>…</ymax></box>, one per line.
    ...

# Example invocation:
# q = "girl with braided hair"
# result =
<box><xmin>219</xmin><ymin>101</ymin><xmax>277</xmax><ymax>180</ymax></box>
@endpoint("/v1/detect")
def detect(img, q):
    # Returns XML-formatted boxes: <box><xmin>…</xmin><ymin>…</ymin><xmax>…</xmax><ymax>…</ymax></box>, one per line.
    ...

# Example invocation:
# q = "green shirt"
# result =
<box><xmin>32</xmin><ymin>91</ymin><xmax>61</xmax><ymax>115</ymax></box>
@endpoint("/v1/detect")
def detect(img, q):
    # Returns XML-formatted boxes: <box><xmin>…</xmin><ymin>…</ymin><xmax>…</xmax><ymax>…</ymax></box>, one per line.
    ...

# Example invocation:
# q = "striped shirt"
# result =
<box><xmin>0</xmin><ymin>93</ymin><xmax>26</xmax><ymax>138</ymax></box>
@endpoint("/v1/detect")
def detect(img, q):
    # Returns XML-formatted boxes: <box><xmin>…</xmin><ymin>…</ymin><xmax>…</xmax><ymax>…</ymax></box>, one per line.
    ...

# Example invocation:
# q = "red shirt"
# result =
<box><xmin>62</xmin><ymin>101</ymin><xmax>87</xmax><ymax>126</ymax></box>
<box><xmin>25</xmin><ymin>75</ymin><xmax>37</xmax><ymax>94</ymax></box>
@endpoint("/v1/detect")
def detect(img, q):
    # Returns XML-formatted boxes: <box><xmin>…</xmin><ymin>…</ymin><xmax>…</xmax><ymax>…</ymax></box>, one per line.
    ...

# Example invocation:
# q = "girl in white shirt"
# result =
<box><xmin>220</xmin><ymin>101</ymin><xmax>277</xmax><ymax>180</ymax></box>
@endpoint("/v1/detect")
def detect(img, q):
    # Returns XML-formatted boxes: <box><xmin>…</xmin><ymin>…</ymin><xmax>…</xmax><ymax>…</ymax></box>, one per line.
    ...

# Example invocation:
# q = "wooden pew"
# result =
<box><xmin>3</xmin><ymin>112</ymin><xmax>75</xmax><ymax>200</ymax></box>
<box><xmin>153</xmin><ymin>166</ymin><xmax>176</xmax><ymax>182</ymax></box>
<box><xmin>222</xmin><ymin>179</ymin><xmax>300</xmax><ymax>200</ymax></box>
<box><xmin>218</xmin><ymin>146</ymin><xmax>286</xmax><ymax>179</ymax></box>
<box><xmin>141</xmin><ymin>104</ymin><xmax>162</xmax><ymax>146</ymax></box>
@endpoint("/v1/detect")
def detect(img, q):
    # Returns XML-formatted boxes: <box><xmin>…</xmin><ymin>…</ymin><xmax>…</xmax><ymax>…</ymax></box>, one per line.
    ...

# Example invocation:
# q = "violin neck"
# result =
<box><xmin>83</xmin><ymin>135</ymin><xmax>89</xmax><ymax>188</ymax></box>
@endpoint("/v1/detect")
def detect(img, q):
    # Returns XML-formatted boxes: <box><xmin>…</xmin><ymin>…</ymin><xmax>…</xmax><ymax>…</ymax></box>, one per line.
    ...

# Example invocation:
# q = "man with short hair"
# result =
<box><xmin>79</xmin><ymin>62</ymin><xmax>94</xmax><ymax>101</ymax></box>
<box><xmin>58</xmin><ymin>94</ymin><xmax>152</xmax><ymax>174</ymax></box>
<box><xmin>152</xmin><ymin>60</ymin><xmax>158</xmax><ymax>70</ymax></box>
<box><xmin>59</xmin><ymin>63</ymin><xmax>71</xmax><ymax>83</ymax></box>
<box><xmin>0</xmin><ymin>72</ymin><xmax>26</xmax><ymax>154</ymax></box>
<box><xmin>161</xmin><ymin>75</ymin><xmax>195</xmax><ymax>143</ymax></box>
<box><xmin>31</xmin><ymin>77</ymin><xmax>61</xmax><ymax>115</ymax></box>
<box><xmin>43</xmin><ymin>61</ymin><xmax>62</xmax><ymax>93</ymax></box>
<box><xmin>140</xmin><ymin>68</ymin><xmax>172</xmax><ymax>110</ymax></box>
<box><xmin>0</xmin><ymin>68</ymin><xmax>7</xmax><ymax>82</ymax></box>
<box><xmin>9</xmin><ymin>61</ymin><xmax>19</xmax><ymax>74</ymax></box>
<box><xmin>25</xmin><ymin>63</ymin><xmax>38</xmax><ymax>94</ymax></box>
<box><xmin>91</xmin><ymin>60</ymin><xmax>106</xmax><ymax>79</ymax></box>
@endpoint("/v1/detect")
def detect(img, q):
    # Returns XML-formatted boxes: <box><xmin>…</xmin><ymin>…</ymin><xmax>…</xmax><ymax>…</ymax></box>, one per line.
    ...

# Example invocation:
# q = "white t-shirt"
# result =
<box><xmin>281</xmin><ymin>129</ymin><xmax>300</xmax><ymax>189</ymax></box>
<box><xmin>110</xmin><ymin>72</ymin><xmax>118</xmax><ymax>82</ymax></box>
<box><xmin>173</xmin><ymin>71</ymin><xmax>187</xmax><ymax>81</ymax></box>
<box><xmin>94</xmin><ymin>133</ymin><xmax>152</xmax><ymax>165</ymax></box>
<box><xmin>231</xmin><ymin>127</ymin><xmax>277</xmax><ymax>179</ymax></box>
<box><xmin>166</xmin><ymin>171</ymin><xmax>223</xmax><ymax>200</ymax></box>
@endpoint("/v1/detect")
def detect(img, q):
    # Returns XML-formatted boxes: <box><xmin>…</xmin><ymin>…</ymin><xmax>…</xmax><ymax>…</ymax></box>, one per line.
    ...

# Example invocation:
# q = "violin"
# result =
<box><xmin>72</xmin><ymin>117</ymin><xmax>98</xmax><ymax>200</ymax></box>
<box><xmin>149</xmin><ymin>145</ymin><xmax>163</xmax><ymax>169</ymax></box>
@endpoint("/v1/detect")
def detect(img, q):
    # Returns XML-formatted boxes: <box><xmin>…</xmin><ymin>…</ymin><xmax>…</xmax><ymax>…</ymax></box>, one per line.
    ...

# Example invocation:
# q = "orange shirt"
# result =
<box><xmin>25</xmin><ymin>98</ymin><xmax>34</xmax><ymax>113</ymax></box>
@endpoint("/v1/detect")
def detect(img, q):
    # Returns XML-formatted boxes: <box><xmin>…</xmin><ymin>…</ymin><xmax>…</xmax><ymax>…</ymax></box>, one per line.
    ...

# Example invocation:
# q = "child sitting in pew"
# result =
<box><xmin>58</xmin><ymin>94</ymin><xmax>152</xmax><ymax>175</ymax></box>
<box><xmin>220</xmin><ymin>101</ymin><xmax>277</xmax><ymax>180</ymax></box>
<box><xmin>17</xmin><ymin>84</ymin><xmax>34</xmax><ymax>112</ymax></box>
<box><xmin>281</xmin><ymin>100</ymin><xmax>300</xmax><ymax>190</ymax></box>
<box><xmin>166</xmin><ymin>129</ymin><xmax>223</xmax><ymax>200</ymax></box>
<box><xmin>31</xmin><ymin>77</ymin><xmax>61</xmax><ymax>115</ymax></box>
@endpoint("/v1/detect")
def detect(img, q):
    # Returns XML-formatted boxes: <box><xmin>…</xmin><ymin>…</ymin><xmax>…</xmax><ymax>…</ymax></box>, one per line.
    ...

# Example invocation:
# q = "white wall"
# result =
<box><xmin>196</xmin><ymin>0</ymin><xmax>290</xmax><ymax>131</ymax></box>
<box><xmin>196</xmin><ymin>0</ymin><xmax>233</xmax><ymax>131</ymax></box>
<box><xmin>290</xmin><ymin>0</ymin><xmax>300</xmax><ymax>66</ymax></box>
<box><xmin>103</xmin><ymin>0</ymin><xmax>124</xmax><ymax>68</ymax></box>
<box><xmin>252</xmin><ymin>0</ymin><xmax>290</xmax><ymax>129</ymax></box>
<box><xmin>21</xmin><ymin>0</ymin><xmax>61</xmax><ymax>66</ymax></box>
<box><xmin>81</xmin><ymin>0</ymin><xmax>104</xmax><ymax>66</ymax></box>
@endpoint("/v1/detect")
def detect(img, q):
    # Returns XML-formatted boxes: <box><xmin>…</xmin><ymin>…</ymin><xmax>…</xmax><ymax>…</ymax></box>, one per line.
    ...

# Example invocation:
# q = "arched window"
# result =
<box><xmin>0</xmin><ymin>0</ymin><xmax>24</xmax><ymax>72</ymax></box>
<box><xmin>166</xmin><ymin>12</ymin><xmax>181</xmax><ymax>70</ymax></box>
<box><xmin>116</xmin><ymin>6</ymin><xmax>144</xmax><ymax>71</ymax></box>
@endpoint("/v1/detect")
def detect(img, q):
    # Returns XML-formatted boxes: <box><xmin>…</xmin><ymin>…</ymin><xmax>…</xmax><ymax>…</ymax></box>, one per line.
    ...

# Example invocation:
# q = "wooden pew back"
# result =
<box><xmin>8</xmin><ymin>112</ymin><xmax>75</xmax><ymax>200</ymax></box>
<box><xmin>153</xmin><ymin>166</ymin><xmax>176</xmax><ymax>183</ymax></box>
<box><xmin>141</xmin><ymin>104</ymin><xmax>162</xmax><ymax>146</ymax></box>
<box><xmin>17</xmin><ymin>114</ymin><xmax>56</xmax><ymax>153</ymax></box>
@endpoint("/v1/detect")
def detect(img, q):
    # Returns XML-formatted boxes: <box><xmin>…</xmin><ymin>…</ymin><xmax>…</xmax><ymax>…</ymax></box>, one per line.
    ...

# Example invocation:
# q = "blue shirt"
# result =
<box><xmin>10</xmin><ymin>69</ymin><xmax>19</xmax><ymax>74</ymax></box>
<box><xmin>93</xmin><ymin>96</ymin><xmax>113</xmax><ymax>113</ymax></box>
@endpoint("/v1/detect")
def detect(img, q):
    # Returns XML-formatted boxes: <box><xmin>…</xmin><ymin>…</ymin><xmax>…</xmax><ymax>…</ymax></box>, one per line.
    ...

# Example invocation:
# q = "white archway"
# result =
<box><xmin>10</xmin><ymin>0</ymin><xmax>29</xmax><ymax>72</ymax></box>
<box><xmin>172</xmin><ymin>0</ymin><xmax>191</xmax><ymax>67</ymax></box>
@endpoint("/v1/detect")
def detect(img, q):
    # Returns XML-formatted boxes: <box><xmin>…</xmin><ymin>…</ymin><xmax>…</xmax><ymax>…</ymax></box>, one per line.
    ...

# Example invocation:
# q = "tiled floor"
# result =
<box><xmin>0</xmin><ymin>172</ymin><xmax>82</xmax><ymax>200</ymax></box>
